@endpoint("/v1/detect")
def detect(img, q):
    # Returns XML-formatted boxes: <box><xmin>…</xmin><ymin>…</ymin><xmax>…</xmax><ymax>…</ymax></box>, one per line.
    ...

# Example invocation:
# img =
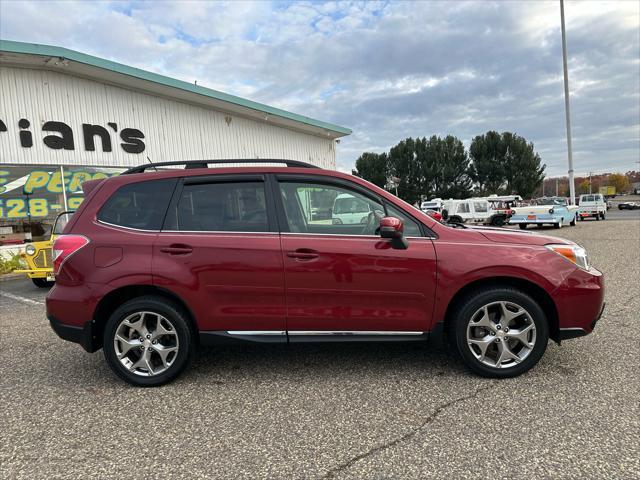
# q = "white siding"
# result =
<box><xmin>0</xmin><ymin>66</ymin><xmax>337</xmax><ymax>169</ymax></box>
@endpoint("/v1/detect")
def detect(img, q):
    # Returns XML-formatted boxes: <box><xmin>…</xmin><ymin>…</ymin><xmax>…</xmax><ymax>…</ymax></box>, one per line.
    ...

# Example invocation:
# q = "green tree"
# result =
<box><xmin>607</xmin><ymin>173</ymin><xmax>630</xmax><ymax>193</ymax></box>
<box><xmin>352</xmin><ymin>152</ymin><xmax>388</xmax><ymax>189</ymax></box>
<box><xmin>387</xmin><ymin>138</ymin><xmax>421</xmax><ymax>203</ymax></box>
<box><xmin>469</xmin><ymin>131</ymin><xmax>506</xmax><ymax>194</ymax></box>
<box><xmin>470</xmin><ymin>131</ymin><xmax>545</xmax><ymax>198</ymax></box>
<box><xmin>419</xmin><ymin>135</ymin><xmax>472</xmax><ymax>199</ymax></box>
<box><xmin>578</xmin><ymin>179</ymin><xmax>590</xmax><ymax>194</ymax></box>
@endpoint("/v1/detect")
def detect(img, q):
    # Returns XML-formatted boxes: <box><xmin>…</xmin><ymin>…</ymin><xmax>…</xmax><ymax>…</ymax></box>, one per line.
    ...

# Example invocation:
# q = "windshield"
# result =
<box><xmin>533</xmin><ymin>197</ymin><xmax>567</xmax><ymax>206</ymax></box>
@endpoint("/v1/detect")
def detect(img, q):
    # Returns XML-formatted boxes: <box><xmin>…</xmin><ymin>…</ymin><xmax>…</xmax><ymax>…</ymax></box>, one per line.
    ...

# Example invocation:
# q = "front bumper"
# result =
<box><xmin>48</xmin><ymin>315</ymin><xmax>98</xmax><ymax>352</ymax></box>
<box><xmin>558</xmin><ymin>302</ymin><xmax>605</xmax><ymax>341</ymax></box>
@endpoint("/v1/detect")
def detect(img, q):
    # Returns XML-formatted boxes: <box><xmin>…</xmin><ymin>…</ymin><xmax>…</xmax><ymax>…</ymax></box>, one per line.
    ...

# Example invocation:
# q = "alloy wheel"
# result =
<box><xmin>466</xmin><ymin>301</ymin><xmax>537</xmax><ymax>369</ymax></box>
<box><xmin>114</xmin><ymin>311</ymin><xmax>179</xmax><ymax>377</ymax></box>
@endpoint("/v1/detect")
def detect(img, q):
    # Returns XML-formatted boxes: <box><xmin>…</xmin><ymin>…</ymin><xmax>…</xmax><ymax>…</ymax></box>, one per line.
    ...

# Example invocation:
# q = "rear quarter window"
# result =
<box><xmin>98</xmin><ymin>179</ymin><xmax>176</xmax><ymax>230</ymax></box>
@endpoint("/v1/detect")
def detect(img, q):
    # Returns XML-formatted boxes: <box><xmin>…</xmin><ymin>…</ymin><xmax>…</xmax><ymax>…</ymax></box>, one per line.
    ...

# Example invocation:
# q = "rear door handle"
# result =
<box><xmin>160</xmin><ymin>244</ymin><xmax>193</xmax><ymax>255</ymax></box>
<box><xmin>286</xmin><ymin>248</ymin><xmax>319</xmax><ymax>260</ymax></box>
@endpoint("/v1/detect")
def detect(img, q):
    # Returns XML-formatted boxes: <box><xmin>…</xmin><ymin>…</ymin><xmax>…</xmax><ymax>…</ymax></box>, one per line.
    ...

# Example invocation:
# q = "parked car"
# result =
<box><xmin>424</xmin><ymin>209</ymin><xmax>442</xmax><ymax>222</ymax></box>
<box><xmin>332</xmin><ymin>193</ymin><xmax>371</xmax><ymax>225</ymax></box>
<box><xmin>578</xmin><ymin>194</ymin><xmax>607</xmax><ymax>221</ymax></box>
<box><xmin>47</xmin><ymin>160</ymin><xmax>605</xmax><ymax>386</ymax></box>
<box><xmin>14</xmin><ymin>211</ymin><xmax>74</xmax><ymax>288</ymax></box>
<box><xmin>420</xmin><ymin>198</ymin><xmax>443</xmax><ymax>213</ymax></box>
<box><xmin>509</xmin><ymin>197</ymin><xmax>578</xmax><ymax>229</ymax></box>
<box><xmin>618</xmin><ymin>201</ymin><xmax>640</xmax><ymax>210</ymax></box>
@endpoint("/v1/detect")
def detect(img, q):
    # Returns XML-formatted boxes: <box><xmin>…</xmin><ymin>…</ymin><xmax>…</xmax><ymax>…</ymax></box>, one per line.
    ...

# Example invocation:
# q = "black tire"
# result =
<box><xmin>601</xmin><ymin>212</ymin><xmax>606</xmax><ymax>220</ymax></box>
<box><xmin>449</xmin><ymin>216</ymin><xmax>463</xmax><ymax>224</ymax></box>
<box><xmin>570</xmin><ymin>216</ymin><xmax>576</xmax><ymax>226</ymax></box>
<box><xmin>579</xmin><ymin>216</ymin><xmax>584</xmax><ymax>221</ymax></box>
<box><xmin>595</xmin><ymin>214</ymin><xmax>600</xmax><ymax>221</ymax></box>
<box><xmin>32</xmin><ymin>278</ymin><xmax>54</xmax><ymax>288</ymax></box>
<box><xmin>490</xmin><ymin>216</ymin><xmax>505</xmax><ymax>227</ymax></box>
<box><xmin>448</xmin><ymin>287</ymin><xmax>549</xmax><ymax>378</ymax></box>
<box><xmin>518</xmin><ymin>223</ymin><xmax>527</xmax><ymax>230</ymax></box>
<box><xmin>553</xmin><ymin>222</ymin><xmax>561</xmax><ymax>229</ymax></box>
<box><xmin>103</xmin><ymin>295</ymin><xmax>196</xmax><ymax>387</ymax></box>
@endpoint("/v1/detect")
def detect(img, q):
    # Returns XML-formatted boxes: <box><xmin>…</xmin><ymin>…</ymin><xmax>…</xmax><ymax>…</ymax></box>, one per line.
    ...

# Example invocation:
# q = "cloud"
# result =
<box><xmin>1</xmin><ymin>0</ymin><xmax>638</xmax><ymax>176</ymax></box>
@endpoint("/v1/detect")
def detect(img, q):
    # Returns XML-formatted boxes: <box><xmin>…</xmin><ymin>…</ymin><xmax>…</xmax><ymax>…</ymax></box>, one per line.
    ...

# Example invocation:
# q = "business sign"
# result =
<box><xmin>0</xmin><ymin>166</ymin><xmax>122</xmax><ymax>220</ymax></box>
<box><xmin>0</xmin><ymin>118</ymin><xmax>145</xmax><ymax>154</ymax></box>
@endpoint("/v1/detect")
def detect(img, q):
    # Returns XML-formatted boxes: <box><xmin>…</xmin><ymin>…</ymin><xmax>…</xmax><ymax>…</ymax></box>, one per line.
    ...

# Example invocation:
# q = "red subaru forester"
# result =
<box><xmin>46</xmin><ymin>160</ymin><xmax>605</xmax><ymax>386</ymax></box>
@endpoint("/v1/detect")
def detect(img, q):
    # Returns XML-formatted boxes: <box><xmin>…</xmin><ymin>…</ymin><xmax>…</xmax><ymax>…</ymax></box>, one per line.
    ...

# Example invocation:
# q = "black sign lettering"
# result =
<box><xmin>83</xmin><ymin>124</ymin><xmax>112</xmax><ymax>152</ymax></box>
<box><xmin>43</xmin><ymin>121</ymin><xmax>75</xmax><ymax>150</ymax></box>
<box><xmin>120</xmin><ymin>128</ymin><xmax>145</xmax><ymax>154</ymax></box>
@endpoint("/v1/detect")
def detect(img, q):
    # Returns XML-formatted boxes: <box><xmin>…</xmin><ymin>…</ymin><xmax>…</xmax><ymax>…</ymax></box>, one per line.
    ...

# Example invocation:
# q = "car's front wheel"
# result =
<box><xmin>103</xmin><ymin>296</ymin><xmax>195</xmax><ymax>387</ymax></box>
<box><xmin>449</xmin><ymin>287</ymin><xmax>549</xmax><ymax>378</ymax></box>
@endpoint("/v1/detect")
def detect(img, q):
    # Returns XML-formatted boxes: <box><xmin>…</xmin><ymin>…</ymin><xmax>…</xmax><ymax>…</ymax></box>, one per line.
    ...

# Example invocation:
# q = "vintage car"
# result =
<box><xmin>15</xmin><ymin>211</ymin><xmax>74</xmax><ymax>288</ymax></box>
<box><xmin>509</xmin><ymin>197</ymin><xmax>578</xmax><ymax>229</ymax></box>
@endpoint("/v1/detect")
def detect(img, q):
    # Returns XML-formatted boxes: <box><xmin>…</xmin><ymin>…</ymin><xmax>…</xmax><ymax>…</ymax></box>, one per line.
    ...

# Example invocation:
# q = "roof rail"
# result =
<box><xmin>122</xmin><ymin>159</ymin><xmax>319</xmax><ymax>174</ymax></box>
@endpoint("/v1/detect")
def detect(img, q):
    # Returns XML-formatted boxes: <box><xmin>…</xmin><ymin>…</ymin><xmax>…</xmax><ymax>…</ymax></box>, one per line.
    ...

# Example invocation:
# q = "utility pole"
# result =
<box><xmin>560</xmin><ymin>0</ymin><xmax>576</xmax><ymax>204</ymax></box>
<box><xmin>556</xmin><ymin>178</ymin><xmax>559</xmax><ymax>196</ymax></box>
<box><xmin>589</xmin><ymin>171</ymin><xmax>593</xmax><ymax>194</ymax></box>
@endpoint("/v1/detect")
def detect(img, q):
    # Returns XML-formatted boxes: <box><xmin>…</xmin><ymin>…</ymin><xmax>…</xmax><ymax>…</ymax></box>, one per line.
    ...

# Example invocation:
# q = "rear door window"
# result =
<box><xmin>166</xmin><ymin>181</ymin><xmax>269</xmax><ymax>232</ymax></box>
<box><xmin>98</xmin><ymin>179</ymin><xmax>176</xmax><ymax>230</ymax></box>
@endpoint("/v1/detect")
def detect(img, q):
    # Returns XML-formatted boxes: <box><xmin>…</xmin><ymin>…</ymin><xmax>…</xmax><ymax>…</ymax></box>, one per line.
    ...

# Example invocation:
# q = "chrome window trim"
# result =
<box><xmin>97</xmin><ymin>220</ymin><xmax>159</xmax><ymax>233</ymax></box>
<box><xmin>280</xmin><ymin>232</ymin><xmax>428</xmax><ymax>240</ymax></box>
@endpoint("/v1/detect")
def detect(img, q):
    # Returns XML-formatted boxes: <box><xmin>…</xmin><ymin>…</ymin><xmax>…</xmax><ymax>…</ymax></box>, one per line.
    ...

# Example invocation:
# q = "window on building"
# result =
<box><xmin>0</xmin><ymin>165</ymin><xmax>122</xmax><ymax>245</ymax></box>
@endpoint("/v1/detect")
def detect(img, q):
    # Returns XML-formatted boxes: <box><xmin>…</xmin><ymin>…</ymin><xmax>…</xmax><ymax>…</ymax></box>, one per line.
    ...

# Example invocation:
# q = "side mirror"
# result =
<box><xmin>379</xmin><ymin>216</ymin><xmax>408</xmax><ymax>249</ymax></box>
<box><xmin>441</xmin><ymin>209</ymin><xmax>449</xmax><ymax>221</ymax></box>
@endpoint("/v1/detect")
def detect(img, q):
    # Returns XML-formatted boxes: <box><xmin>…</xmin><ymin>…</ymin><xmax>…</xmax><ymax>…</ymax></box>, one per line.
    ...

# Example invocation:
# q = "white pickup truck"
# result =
<box><xmin>578</xmin><ymin>193</ymin><xmax>607</xmax><ymax>221</ymax></box>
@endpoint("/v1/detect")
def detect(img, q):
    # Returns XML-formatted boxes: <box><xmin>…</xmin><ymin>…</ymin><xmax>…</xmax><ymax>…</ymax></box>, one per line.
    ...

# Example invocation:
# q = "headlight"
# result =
<box><xmin>25</xmin><ymin>244</ymin><xmax>36</xmax><ymax>256</ymax></box>
<box><xmin>549</xmin><ymin>208</ymin><xmax>554</xmax><ymax>214</ymax></box>
<box><xmin>545</xmin><ymin>244</ymin><xmax>589</xmax><ymax>270</ymax></box>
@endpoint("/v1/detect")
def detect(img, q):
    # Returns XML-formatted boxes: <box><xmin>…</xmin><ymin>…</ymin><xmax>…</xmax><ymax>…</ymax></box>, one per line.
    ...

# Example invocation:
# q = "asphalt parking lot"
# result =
<box><xmin>1</xmin><ymin>217</ymin><xmax>639</xmax><ymax>479</ymax></box>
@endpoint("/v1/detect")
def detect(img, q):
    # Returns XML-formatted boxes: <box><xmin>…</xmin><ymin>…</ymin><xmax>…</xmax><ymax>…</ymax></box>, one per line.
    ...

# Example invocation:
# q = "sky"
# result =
<box><xmin>0</xmin><ymin>0</ymin><xmax>638</xmax><ymax>177</ymax></box>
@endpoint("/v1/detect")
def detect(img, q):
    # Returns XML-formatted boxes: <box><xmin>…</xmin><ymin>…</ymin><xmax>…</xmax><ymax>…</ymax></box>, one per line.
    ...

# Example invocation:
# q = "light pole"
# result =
<box><xmin>560</xmin><ymin>0</ymin><xmax>576</xmax><ymax>204</ymax></box>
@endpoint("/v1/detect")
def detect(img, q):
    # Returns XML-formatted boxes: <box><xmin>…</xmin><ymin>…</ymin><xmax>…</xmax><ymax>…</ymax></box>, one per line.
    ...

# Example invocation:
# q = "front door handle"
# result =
<box><xmin>286</xmin><ymin>248</ymin><xmax>319</xmax><ymax>260</ymax></box>
<box><xmin>160</xmin><ymin>244</ymin><xmax>193</xmax><ymax>255</ymax></box>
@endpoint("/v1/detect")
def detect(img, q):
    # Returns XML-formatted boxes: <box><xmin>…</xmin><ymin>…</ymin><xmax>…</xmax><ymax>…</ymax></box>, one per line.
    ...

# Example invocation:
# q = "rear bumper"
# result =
<box><xmin>48</xmin><ymin>315</ymin><xmax>98</xmax><ymax>352</ymax></box>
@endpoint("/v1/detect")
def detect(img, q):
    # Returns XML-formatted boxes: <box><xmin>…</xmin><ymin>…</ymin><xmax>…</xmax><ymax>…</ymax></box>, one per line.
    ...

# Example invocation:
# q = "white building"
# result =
<box><xmin>0</xmin><ymin>40</ymin><xmax>350</xmax><ymax>243</ymax></box>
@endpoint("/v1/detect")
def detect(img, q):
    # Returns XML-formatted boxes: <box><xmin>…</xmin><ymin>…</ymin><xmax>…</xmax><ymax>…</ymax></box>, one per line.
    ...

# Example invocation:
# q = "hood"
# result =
<box><xmin>467</xmin><ymin>225</ymin><xmax>572</xmax><ymax>246</ymax></box>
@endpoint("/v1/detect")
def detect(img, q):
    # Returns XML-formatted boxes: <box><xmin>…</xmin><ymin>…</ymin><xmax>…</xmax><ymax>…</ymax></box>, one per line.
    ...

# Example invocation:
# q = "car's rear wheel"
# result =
<box><xmin>554</xmin><ymin>221</ymin><xmax>561</xmax><ymax>228</ymax></box>
<box><xmin>570</xmin><ymin>215</ymin><xmax>577</xmax><ymax>226</ymax></box>
<box><xmin>32</xmin><ymin>278</ymin><xmax>54</xmax><ymax>288</ymax></box>
<box><xmin>518</xmin><ymin>223</ymin><xmax>527</xmax><ymax>230</ymax></box>
<box><xmin>103</xmin><ymin>296</ymin><xmax>195</xmax><ymax>387</ymax></box>
<box><xmin>449</xmin><ymin>287</ymin><xmax>549</xmax><ymax>378</ymax></box>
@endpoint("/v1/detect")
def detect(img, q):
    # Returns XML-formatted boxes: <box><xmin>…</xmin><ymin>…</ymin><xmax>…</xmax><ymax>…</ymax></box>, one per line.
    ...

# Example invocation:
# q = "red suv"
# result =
<box><xmin>46</xmin><ymin>160</ymin><xmax>605</xmax><ymax>386</ymax></box>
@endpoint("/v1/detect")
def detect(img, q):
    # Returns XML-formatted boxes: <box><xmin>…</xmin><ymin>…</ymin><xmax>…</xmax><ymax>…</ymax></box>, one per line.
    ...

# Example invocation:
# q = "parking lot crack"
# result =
<box><xmin>320</xmin><ymin>384</ymin><xmax>496</xmax><ymax>479</ymax></box>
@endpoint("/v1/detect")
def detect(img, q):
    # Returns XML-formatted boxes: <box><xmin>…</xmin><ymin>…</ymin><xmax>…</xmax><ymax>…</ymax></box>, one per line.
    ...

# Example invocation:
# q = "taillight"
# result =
<box><xmin>53</xmin><ymin>235</ymin><xmax>90</xmax><ymax>275</ymax></box>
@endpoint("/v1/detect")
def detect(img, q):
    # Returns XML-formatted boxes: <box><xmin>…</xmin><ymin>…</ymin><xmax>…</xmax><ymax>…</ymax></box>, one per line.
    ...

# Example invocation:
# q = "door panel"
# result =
<box><xmin>281</xmin><ymin>234</ymin><xmax>437</xmax><ymax>332</ymax></box>
<box><xmin>153</xmin><ymin>178</ymin><xmax>285</xmax><ymax>333</ymax></box>
<box><xmin>276</xmin><ymin>178</ymin><xmax>437</xmax><ymax>334</ymax></box>
<box><xmin>153</xmin><ymin>232</ymin><xmax>285</xmax><ymax>332</ymax></box>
